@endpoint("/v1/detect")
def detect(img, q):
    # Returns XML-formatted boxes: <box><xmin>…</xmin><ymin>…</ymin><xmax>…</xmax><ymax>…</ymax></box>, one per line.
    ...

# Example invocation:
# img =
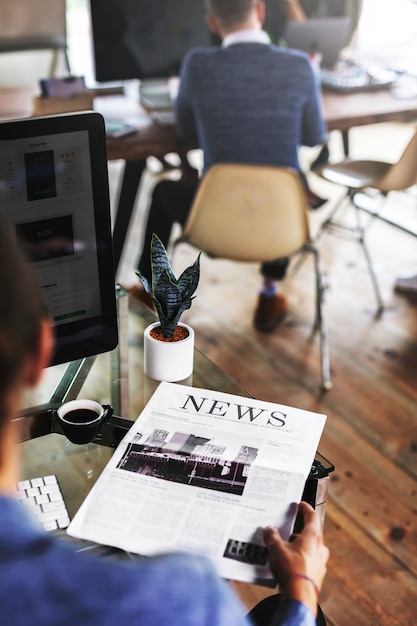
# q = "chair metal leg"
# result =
<box><xmin>305</xmin><ymin>244</ymin><xmax>332</xmax><ymax>391</ymax></box>
<box><xmin>291</xmin><ymin>191</ymin><xmax>351</xmax><ymax>278</ymax></box>
<box><xmin>315</xmin><ymin>189</ymin><xmax>384</xmax><ymax>316</ymax></box>
<box><xmin>290</xmin><ymin>191</ymin><xmax>350</xmax><ymax>279</ymax></box>
<box><xmin>314</xmin><ymin>190</ymin><xmax>351</xmax><ymax>241</ymax></box>
<box><xmin>315</xmin><ymin>251</ymin><xmax>332</xmax><ymax>392</ymax></box>
<box><xmin>353</xmin><ymin>204</ymin><xmax>384</xmax><ymax>316</ymax></box>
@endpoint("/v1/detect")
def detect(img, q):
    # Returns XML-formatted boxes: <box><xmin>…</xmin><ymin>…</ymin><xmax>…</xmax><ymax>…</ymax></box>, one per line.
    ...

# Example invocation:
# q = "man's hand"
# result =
<box><xmin>263</xmin><ymin>502</ymin><xmax>329</xmax><ymax>615</ymax></box>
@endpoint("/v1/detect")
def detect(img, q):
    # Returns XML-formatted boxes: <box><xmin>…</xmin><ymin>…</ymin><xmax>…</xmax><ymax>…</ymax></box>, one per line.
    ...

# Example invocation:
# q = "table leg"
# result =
<box><xmin>111</xmin><ymin>286</ymin><xmax>130</xmax><ymax>417</ymax></box>
<box><xmin>48</xmin><ymin>357</ymin><xmax>97</xmax><ymax>405</ymax></box>
<box><xmin>112</xmin><ymin>159</ymin><xmax>147</xmax><ymax>273</ymax></box>
<box><xmin>342</xmin><ymin>130</ymin><xmax>350</xmax><ymax>156</ymax></box>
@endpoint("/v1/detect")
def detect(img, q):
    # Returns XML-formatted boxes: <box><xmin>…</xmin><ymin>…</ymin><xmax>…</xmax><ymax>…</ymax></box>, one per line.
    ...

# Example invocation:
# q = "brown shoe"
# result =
<box><xmin>306</xmin><ymin>189</ymin><xmax>327</xmax><ymax>210</ymax></box>
<box><xmin>253</xmin><ymin>293</ymin><xmax>288</xmax><ymax>333</ymax></box>
<box><xmin>125</xmin><ymin>284</ymin><xmax>156</xmax><ymax>312</ymax></box>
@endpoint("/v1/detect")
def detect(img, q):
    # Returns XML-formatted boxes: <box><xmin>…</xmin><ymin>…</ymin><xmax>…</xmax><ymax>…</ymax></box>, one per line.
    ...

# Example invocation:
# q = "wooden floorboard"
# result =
<box><xmin>116</xmin><ymin>122</ymin><xmax>417</xmax><ymax>625</ymax></box>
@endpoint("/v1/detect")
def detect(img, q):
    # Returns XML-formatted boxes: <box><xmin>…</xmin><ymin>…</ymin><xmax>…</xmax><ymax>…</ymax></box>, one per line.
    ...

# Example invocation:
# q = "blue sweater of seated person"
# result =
<box><xmin>175</xmin><ymin>31</ymin><xmax>325</xmax><ymax>174</ymax></box>
<box><xmin>0</xmin><ymin>496</ymin><xmax>314</xmax><ymax>626</ymax></box>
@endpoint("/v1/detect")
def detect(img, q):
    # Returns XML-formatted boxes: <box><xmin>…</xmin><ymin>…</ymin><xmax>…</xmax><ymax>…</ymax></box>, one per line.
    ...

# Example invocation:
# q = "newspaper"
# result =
<box><xmin>67</xmin><ymin>382</ymin><xmax>327</xmax><ymax>585</ymax></box>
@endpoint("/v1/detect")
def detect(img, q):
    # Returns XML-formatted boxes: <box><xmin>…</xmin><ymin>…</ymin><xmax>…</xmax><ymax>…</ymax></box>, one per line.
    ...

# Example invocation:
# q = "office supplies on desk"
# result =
<box><xmin>105</xmin><ymin>119</ymin><xmax>139</xmax><ymax>138</ymax></box>
<box><xmin>139</xmin><ymin>80</ymin><xmax>178</xmax><ymax>125</ymax></box>
<box><xmin>139</xmin><ymin>79</ymin><xmax>175</xmax><ymax>111</ymax></box>
<box><xmin>40</xmin><ymin>76</ymin><xmax>86</xmax><ymax>98</ymax></box>
<box><xmin>33</xmin><ymin>76</ymin><xmax>93</xmax><ymax>116</ymax></box>
<box><xmin>320</xmin><ymin>62</ymin><xmax>397</xmax><ymax>93</ymax></box>
<box><xmin>150</xmin><ymin>110</ymin><xmax>175</xmax><ymax>127</ymax></box>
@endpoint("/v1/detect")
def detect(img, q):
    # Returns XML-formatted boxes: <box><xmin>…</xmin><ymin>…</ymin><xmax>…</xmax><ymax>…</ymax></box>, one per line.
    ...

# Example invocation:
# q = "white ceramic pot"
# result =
<box><xmin>143</xmin><ymin>322</ymin><xmax>194</xmax><ymax>382</ymax></box>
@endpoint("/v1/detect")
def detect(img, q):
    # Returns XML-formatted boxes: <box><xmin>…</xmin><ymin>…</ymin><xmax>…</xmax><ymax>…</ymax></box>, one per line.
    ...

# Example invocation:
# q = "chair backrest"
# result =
<box><xmin>180</xmin><ymin>164</ymin><xmax>311</xmax><ymax>262</ymax></box>
<box><xmin>377</xmin><ymin>127</ymin><xmax>417</xmax><ymax>192</ymax></box>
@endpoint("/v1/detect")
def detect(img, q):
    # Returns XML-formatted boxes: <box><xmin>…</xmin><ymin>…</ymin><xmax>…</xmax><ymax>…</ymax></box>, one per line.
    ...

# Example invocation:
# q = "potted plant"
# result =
<box><xmin>137</xmin><ymin>233</ymin><xmax>201</xmax><ymax>382</ymax></box>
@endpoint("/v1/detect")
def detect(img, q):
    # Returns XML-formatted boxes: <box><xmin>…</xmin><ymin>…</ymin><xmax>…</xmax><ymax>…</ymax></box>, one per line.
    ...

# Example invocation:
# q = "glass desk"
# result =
<box><xmin>15</xmin><ymin>293</ymin><xmax>333</xmax><ymax>531</ymax></box>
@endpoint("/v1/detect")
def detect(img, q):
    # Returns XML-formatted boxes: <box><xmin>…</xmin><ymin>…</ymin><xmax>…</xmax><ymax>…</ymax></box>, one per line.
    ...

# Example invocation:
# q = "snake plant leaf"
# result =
<box><xmin>150</xmin><ymin>234</ymin><xmax>176</xmax><ymax>290</ymax></box>
<box><xmin>153</xmin><ymin>270</ymin><xmax>196</xmax><ymax>338</ymax></box>
<box><xmin>154</xmin><ymin>270</ymin><xmax>181</xmax><ymax>318</ymax></box>
<box><xmin>177</xmin><ymin>252</ymin><xmax>201</xmax><ymax>300</ymax></box>
<box><xmin>139</xmin><ymin>274</ymin><xmax>151</xmax><ymax>295</ymax></box>
<box><xmin>136</xmin><ymin>233</ymin><xmax>201</xmax><ymax>339</ymax></box>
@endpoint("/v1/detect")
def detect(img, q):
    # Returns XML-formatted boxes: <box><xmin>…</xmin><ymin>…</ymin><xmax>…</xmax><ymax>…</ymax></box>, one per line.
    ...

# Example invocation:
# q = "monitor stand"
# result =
<box><xmin>16</xmin><ymin>285</ymin><xmax>129</xmax><ymax>438</ymax></box>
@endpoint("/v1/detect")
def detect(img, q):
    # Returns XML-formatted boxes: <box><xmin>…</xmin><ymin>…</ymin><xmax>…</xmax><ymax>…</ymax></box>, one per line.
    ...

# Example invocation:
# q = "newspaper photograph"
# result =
<box><xmin>67</xmin><ymin>382</ymin><xmax>327</xmax><ymax>585</ymax></box>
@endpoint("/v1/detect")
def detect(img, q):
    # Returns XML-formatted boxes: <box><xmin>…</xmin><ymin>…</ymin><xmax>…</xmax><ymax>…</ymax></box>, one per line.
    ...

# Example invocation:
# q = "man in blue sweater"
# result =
<box><xmin>0</xmin><ymin>208</ymin><xmax>328</xmax><ymax>625</ymax></box>
<box><xmin>132</xmin><ymin>0</ymin><xmax>325</xmax><ymax>331</ymax></box>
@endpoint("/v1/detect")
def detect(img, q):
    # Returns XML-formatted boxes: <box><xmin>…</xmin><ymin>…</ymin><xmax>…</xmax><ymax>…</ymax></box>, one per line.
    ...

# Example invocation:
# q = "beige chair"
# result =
<box><xmin>173</xmin><ymin>163</ymin><xmax>332</xmax><ymax>391</ymax></box>
<box><xmin>315</xmin><ymin>127</ymin><xmax>417</xmax><ymax>315</ymax></box>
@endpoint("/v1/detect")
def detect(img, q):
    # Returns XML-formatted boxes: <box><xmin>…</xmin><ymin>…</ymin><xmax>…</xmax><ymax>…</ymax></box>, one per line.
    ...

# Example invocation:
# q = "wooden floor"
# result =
<box><xmin>115</xmin><ymin>121</ymin><xmax>417</xmax><ymax>626</ymax></box>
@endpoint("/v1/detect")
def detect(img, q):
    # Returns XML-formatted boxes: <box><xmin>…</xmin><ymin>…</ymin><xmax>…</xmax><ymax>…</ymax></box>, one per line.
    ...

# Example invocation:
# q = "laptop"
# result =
<box><xmin>283</xmin><ymin>17</ymin><xmax>351</xmax><ymax>68</ymax></box>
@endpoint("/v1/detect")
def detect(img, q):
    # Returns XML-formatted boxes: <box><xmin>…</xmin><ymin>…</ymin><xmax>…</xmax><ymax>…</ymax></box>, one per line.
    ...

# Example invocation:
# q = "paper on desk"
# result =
<box><xmin>67</xmin><ymin>382</ymin><xmax>326</xmax><ymax>585</ymax></box>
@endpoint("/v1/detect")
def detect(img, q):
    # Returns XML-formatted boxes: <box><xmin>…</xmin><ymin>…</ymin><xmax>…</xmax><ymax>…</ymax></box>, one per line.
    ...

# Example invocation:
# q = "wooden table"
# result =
<box><xmin>101</xmin><ymin>88</ymin><xmax>417</xmax><ymax>272</ymax></box>
<box><xmin>322</xmin><ymin>88</ymin><xmax>417</xmax><ymax>132</ymax></box>
<box><xmin>322</xmin><ymin>88</ymin><xmax>417</xmax><ymax>154</ymax></box>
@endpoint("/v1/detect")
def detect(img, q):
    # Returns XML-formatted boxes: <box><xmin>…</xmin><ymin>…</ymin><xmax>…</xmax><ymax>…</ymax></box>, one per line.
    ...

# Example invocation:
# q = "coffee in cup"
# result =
<box><xmin>56</xmin><ymin>399</ymin><xmax>112</xmax><ymax>445</ymax></box>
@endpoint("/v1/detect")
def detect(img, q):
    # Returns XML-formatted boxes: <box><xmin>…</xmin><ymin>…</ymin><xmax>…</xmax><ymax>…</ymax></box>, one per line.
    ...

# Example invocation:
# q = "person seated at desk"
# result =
<box><xmin>130</xmin><ymin>0</ymin><xmax>325</xmax><ymax>333</ymax></box>
<box><xmin>0</xmin><ymin>209</ymin><xmax>329</xmax><ymax>625</ymax></box>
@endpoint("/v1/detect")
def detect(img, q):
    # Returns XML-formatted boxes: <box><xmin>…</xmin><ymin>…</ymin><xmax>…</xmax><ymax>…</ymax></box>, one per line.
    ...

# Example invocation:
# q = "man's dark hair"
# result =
<box><xmin>205</xmin><ymin>0</ymin><xmax>257</xmax><ymax>29</ymax></box>
<box><xmin>0</xmin><ymin>211</ymin><xmax>45</xmax><ymax>430</ymax></box>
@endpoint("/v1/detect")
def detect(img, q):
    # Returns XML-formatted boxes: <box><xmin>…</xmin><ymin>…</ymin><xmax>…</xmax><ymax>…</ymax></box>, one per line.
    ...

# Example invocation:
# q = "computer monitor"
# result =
<box><xmin>89</xmin><ymin>0</ymin><xmax>218</xmax><ymax>83</ymax></box>
<box><xmin>283</xmin><ymin>17</ymin><xmax>351</xmax><ymax>68</ymax></box>
<box><xmin>0</xmin><ymin>111</ymin><xmax>118</xmax><ymax>366</ymax></box>
<box><xmin>263</xmin><ymin>0</ymin><xmax>287</xmax><ymax>43</ymax></box>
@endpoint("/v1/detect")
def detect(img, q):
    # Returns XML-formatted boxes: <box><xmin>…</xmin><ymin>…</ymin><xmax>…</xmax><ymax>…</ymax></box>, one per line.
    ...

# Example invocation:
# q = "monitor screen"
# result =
<box><xmin>89</xmin><ymin>0</ymin><xmax>217</xmax><ymax>83</ymax></box>
<box><xmin>0</xmin><ymin>111</ymin><xmax>118</xmax><ymax>366</ymax></box>
<box><xmin>263</xmin><ymin>0</ymin><xmax>287</xmax><ymax>43</ymax></box>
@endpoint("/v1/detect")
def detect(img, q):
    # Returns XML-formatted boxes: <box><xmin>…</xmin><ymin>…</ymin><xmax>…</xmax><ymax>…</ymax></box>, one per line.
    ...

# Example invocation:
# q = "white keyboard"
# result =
<box><xmin>16</xmin><ymin>474</ymin><xmax>70</xmax><ymax>532</ymax></box>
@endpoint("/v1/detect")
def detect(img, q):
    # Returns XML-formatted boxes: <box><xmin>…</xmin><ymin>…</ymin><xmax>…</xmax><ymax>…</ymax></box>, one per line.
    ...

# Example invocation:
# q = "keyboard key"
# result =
<box><xmin>57</xmin><ymin>515</ymin><xmax>71</xmax><ymax>529</ymax></box>
<box><xmin>31</xmin><ymin>477</ymin><xmax>45</xmax><ymax>488</ymax></box>
<box><xmin>43</xmin><ymin>475</ymin><xmax>58</xmax><ymax>485</ymax></box>
<box><xmin>41</xmin><ymin>500</ymin><xmax>67</xmax><ymax>513</ymax></box>
<box><xmin>40</xmin><ymin>483</ymin><xmax>60</xmax><ymax>496</ymax></box>
<box><xmin>49</xmin><ymin>491</ymin><xmax>64</xmax><ymax>502</ymax></box>
<box><xmin>43</xmin><ymin>519</ymin><xmax>59</xmax><ymax>532</ymax></box>
<box><xmin>17</xmin><ymin>480</ymin><xmax>31</xmax><ymax>490</ymax></box>
<box><xmin>35</xmin><ymin>494</ymin><xmax>49</xmax><ymax>505</ymax></box>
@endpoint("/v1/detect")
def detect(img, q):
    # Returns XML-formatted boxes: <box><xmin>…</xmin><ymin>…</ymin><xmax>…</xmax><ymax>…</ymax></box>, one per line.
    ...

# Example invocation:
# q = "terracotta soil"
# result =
<box><xmin>149</xmin><ymin>325</ymin><xmax>189</xmax><ymax>342</ymax></box>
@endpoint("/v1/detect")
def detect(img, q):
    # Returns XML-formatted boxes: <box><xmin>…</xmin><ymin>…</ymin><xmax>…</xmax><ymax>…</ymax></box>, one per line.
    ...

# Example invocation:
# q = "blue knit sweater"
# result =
<box><xmin>175</xmin><ymin>40</ymin><xmax>325</xmax><ymax>173</ymax></box>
